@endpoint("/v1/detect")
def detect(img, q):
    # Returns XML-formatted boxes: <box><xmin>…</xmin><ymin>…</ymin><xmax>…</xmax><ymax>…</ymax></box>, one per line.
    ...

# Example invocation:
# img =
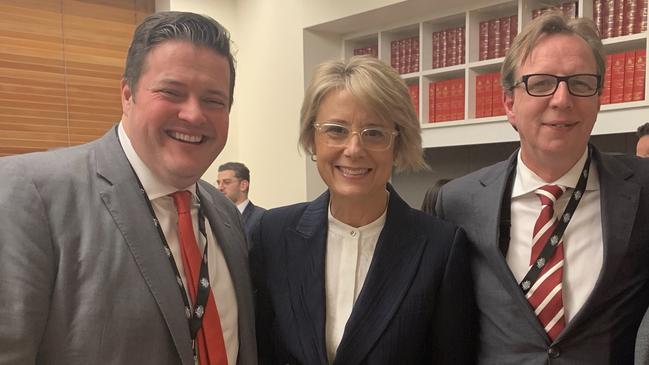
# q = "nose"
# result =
<box><xmin>343</xmin><ymin>132</ymin><xmax>366</xmax><ymax>158</ymax></box>
<box><xmin>549</xmin><ymin>80</ymin><xmax>573</xmax><ymax>109</ymax></box>
<box><xmin>178</xmin><ymin>97</ymin><xmax>207</xmax><ymax>124</ymax></box>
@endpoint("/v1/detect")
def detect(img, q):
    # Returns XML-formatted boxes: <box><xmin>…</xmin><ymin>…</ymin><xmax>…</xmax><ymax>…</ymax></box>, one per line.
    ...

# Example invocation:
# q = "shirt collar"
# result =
<box><xmin>237</xmin><ymin>199</ymin><xmax>250</xmax><ymax>214</ymax></box>
<box><xmin>118</xmin><ymin>122</ymin><xmax>196</xmax><ymax>201</ymax></box>
<box><xmin>327</xmin><ymin>201</ymin><xmax>387</xmax><ymax>237</ymax></box>
<box><xmin>512</xmin><ymin>148</ymin><xmax>599</xmax><ymax>198</ymax></box>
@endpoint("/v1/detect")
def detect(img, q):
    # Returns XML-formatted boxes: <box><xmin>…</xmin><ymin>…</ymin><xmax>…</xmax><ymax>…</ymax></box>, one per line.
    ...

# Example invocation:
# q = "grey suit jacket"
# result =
<box><xmin>436</xmin><ymin>146</ymin><xmax>649</xmax><ymax>365</ymax></box>
<box><xmin>0</xmin><ymin>127</ymin><xmax>257</xmax><ymax>365</ymax></box>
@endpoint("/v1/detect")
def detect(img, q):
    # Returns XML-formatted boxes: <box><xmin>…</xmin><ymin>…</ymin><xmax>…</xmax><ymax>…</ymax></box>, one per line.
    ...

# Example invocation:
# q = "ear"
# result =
<box><xmin>239</xmin><ymin>179</ymin><xmax>249</xmax><ymax>193</ymax></box>
<box><xmin>121</xmin><ymin>79</ymin><xmax>133</xmax><ymax>117</ymax></box>
<box><xmin>503</xmin><ymin>90</ymin><xmax>518</xmax><ymax>132</ymax></box>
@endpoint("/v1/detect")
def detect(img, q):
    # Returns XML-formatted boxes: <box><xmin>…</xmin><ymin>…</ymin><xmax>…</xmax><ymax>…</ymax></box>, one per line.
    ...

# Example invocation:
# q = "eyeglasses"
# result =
<box><xmin>514</xmin><ymin>73</ymin><xmax>602</xmax><ymax>97</ymax></box>
<box><xmin>313</xmin><ymin>122</ymin><xmax>399</xmax><ymax>151</ymax></box>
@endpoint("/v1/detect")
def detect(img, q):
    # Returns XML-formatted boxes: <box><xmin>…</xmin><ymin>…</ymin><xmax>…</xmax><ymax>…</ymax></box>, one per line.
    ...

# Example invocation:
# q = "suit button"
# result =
<box><xmin>548</xmin><ymin>346</ymin><xmax>560</xmax><ymax>358</ymax></box>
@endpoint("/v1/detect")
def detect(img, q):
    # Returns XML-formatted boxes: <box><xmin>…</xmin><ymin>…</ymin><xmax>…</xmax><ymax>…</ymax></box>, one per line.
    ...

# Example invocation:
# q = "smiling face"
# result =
<box><xmin>505</xmin><ymin>33</ymin><xmax>600</xmax><ymax>175</ymax></box>
<box><xmin>121</xmin><ymin>40</ymin><xmax>231</xmax><ymax>189</ymax></box>
<box><xmin>314</xmin><ymin>89</ymin><xmax>395</xmax><ymax>204</ymax></box>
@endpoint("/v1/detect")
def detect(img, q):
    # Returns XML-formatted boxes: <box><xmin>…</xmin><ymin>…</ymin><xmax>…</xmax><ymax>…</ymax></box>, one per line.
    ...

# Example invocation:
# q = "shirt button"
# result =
<box><xmin>350</xmin><ymin>230</ymin><xmax>357</xmax><ymax>237</ymax></box>
<box><xmin>548</xmin><ymin>346</ymin><xmax>560</xmax><ymax>359</ymax></box>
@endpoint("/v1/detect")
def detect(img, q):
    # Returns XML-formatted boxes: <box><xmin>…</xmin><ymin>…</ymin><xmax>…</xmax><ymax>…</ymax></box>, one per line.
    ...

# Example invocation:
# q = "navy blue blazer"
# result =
<box><xmin>250</xmin><ymin>185</ymin><xmax>476</xmax><ymax>365</ymax></box>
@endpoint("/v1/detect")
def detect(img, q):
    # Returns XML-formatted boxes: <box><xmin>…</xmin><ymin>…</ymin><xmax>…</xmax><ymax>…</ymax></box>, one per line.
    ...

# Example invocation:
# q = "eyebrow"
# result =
<box><xmin>156</xmin><ymin>79</ymin><xmax>229</xmax><ymax>99</ymax></box>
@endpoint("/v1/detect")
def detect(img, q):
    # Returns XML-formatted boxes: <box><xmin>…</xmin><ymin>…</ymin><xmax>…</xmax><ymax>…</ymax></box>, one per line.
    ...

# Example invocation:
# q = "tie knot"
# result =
<box><xmin>535</xmin><ymin>184</ymin><xmax>565</xmax><ymax>206</ymax></box>
<box><xmin>170</xmin><ymin>190</ymin><xmax>192</xmax><ymax>214</ymax></box>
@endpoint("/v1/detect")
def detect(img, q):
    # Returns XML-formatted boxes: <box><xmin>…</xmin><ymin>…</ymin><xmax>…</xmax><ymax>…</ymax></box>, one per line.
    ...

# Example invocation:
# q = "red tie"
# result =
<box><xmin>526</xmin><ymin>185</ymin><xmax>566</xmax><ymax>341</ymax></box>
<box><xmin>170</xmin><ymin>191</ymin><xmax>228</xmax><ymax>365</ymax></box>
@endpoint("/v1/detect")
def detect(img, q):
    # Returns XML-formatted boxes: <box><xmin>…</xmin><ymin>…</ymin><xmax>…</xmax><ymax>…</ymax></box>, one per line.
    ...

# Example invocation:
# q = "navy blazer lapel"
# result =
<box><xmin>94</xmin><ymin>127</ymin><xmax>194</xmax><ymax>364</ymax></box>
<box><xmin>333</xmin><ymin>187</ymin><xmax>427</xmax><ymax>365</ymax></box>
<box><xmin>563</xmin><ymin>148</ymin><xmax>640</xmax><ymax>334</ymax></box>
<box><xmin>478</xmin><ymin>152</ymin><xmax>550</xmax><ymax>340</ymax></box>
<box><xmin>286</xmin><ymin>191</ymin><xmax>329</xmax><ymax>365</ymax></box>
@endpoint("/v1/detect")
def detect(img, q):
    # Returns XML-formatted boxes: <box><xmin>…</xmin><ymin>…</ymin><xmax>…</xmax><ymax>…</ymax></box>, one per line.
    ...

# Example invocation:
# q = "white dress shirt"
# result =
<box><xmin>118</xmin><ymin>123</ymin><xmax>238</xmax><ymax>365</ymax></box>
<box><xmin>325</xmin><ymin>204</ymin><xmax>386</xmax><ymax>364</ymax></box>
<box><xmin>507</xmin><ymin>148</ymin><xmax>603</xmax><ymax>322</ymax></box>
<box><xmin>236</xmin><ymin>199</ymin><xmax>249</xmax><ymax>214</ymax></box>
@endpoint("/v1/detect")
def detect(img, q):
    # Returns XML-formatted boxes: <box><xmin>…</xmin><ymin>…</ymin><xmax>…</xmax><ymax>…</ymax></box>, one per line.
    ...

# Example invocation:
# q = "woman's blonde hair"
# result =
<box><xmin>299</xmin><ymin>56</ymin><xmax>427</xmax><ymax>172</ymax></box>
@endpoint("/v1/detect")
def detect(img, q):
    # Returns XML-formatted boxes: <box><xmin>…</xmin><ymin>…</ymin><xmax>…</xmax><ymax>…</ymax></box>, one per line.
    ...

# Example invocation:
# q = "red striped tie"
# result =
<box><xmin>526</xmin><ymin>185</ymin><xmax>566</xmax><ymax>341</ymax></box>
<box><xmin>171</xmin><ymin>191</ymin><xmax>228</xmax><ymax>365</ymax></box>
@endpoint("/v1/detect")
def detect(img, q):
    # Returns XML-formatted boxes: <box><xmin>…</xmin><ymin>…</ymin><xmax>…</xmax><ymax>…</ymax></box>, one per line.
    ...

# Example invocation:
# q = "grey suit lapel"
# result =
<box><xmin>285</xmin><ymin>192</ymin><xmax>329</xmax><ymax>365</ymax></box>
<box><xmin>94</xmin><ymin>127</ymin><xmax>194</xmax><ymax>364</ymax></box>
<box><xmin>478</xmin><ymin>152</ymin><xmax>550</xmax><ymax>340</ymax></box>
<box><xmin>334</xmin><ymin>187</ymin><xmax>427</xmax><ymax>365</ymax></box>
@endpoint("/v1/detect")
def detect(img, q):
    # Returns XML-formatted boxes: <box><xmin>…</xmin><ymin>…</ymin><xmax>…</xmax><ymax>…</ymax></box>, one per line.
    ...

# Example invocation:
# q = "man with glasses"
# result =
<box><xmin>436</xmin><ymin>12</ymin><xmax>649</xmax><ymax>364</ymax></box>
<box><xmin>217</xmin><ymin>162</ymin><xmax>265</xmax><ymax>246</ymax></box>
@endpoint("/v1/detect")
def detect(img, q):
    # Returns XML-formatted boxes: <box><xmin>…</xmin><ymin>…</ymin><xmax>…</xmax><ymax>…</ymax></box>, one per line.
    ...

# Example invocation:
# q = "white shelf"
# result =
<box><xmin>328</xmin><ymin>0</ymin><xmax>648</xmax><ymax>148</ymax></box>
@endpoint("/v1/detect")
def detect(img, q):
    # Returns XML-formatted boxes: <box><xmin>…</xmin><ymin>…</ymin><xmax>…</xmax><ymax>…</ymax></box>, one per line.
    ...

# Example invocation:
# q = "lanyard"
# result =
<box><xmin>133</xmin><ymin>178</ymin><xmax>212</xmax><ymax>342</ymax></box>
<box><xmin>499</xmin><ymin>147</ymin><xmax>591</xmax><ymax>294</ymax></box>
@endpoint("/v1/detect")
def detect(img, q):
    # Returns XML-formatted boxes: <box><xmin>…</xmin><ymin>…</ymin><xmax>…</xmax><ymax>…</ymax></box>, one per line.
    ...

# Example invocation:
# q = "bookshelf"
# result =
<box><xmin>311</xmin><ymin>0</ymin><xmax>649</xmax><ymax>149</ymax></box>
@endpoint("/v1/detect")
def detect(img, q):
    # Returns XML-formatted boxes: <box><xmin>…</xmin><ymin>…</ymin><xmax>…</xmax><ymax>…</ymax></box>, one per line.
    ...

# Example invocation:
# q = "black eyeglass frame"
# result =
<box><xmin>513</xmin><ymin>73</ymin><xmax>602</xmax><ymax>97</ymax></box>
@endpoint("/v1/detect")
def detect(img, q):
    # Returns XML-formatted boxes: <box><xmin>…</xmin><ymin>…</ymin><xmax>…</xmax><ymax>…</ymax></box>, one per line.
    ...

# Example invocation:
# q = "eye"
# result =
<box><xmin>362</xmin><ymin>128</ymin><xmax>387</xmax><ymax>141</ymax></box>
<box><xmin>322</xmin><ymin>124</ymin><xmax>349</xmax><ymax>138</ymax></box>
<box><xmin>204</xmin><ymin>98</ymin><xmax>227</xmax><ymax>107</ymax></box>
<box><xmin>527</xmin><ymin>76</ymin><xmax>555</xmax><ymax>91</ymax></box>
<box><xmin>160</xmin><ymin>88</ymin><xmax>181</xmax><ymax>97</ymax></box>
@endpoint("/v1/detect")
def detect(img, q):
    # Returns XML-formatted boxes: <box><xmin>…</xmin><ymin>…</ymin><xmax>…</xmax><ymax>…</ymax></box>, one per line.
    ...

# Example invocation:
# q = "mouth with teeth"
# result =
<box><xmin>337</xmin><ymin>166</ymin><xmax>371</xmax><ymax>177</ymax></box>
<box><xmin>169</xmin><ymin>131</ymin><xmax>204</xmax><ymax>144</ymax></box>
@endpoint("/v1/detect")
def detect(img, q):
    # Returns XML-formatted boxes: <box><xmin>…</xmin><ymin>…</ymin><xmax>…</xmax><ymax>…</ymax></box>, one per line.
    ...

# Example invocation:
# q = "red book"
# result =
<box><xmin>479</xmin><ymin>21</ymin><xmax>489</xmax><ymax>61</ymax></box>
<box><xmin>483</xmin><ymin>73</ymin><xmax>493</xmax><ymax>117</ymax></box>
<box><xmin>435</xmin><ymin>82</ymin><xmax>444</xmax><ymax>122</ymax></box>
<box><xmin>440</xmin><ymin>30</ymin><xmax>448</xmax><ymax>68</ymax></box>
<box><xmin>510</xmin><ymin>15</ymin><xmax>518</xmax><ymax>44</ymax></box>
<box><xmin>594</xmin><ymin>0</ymin><xmax>605</xmax><ymax>36</ymax></box>
<box><xmin>441</xmin><ymin>80</ymin><xmax>451</xmax><ymax>122</ymax></box>
<box><xmin>611</xmin><ymin>52</ymin><xmax>626</xmax><ymax>103</ymax></box>
<box><xmin>458</xmin><ymin>26</ymin><xmax>466</xmax><ymax>65</ymax></box>
<box><xmin>458</xmin><ymin>78</ymin><xmax>466</xmax><ymax>120</ymax></box>
<box><xmin>624</xmin><ymin>50</ymin><xmax>636</xmax><ymax>101</ymax></box>
<box><xmin>624</xmin><ymin>0</ymin><xmax>637</xmax><ymax>35</ymax></box>
<box><xmin>449</xmin><ymin>79</ymin><xmax>459</xmax><ymax>121</ymax></box>
<box><xmin>633</xmin><ymin>48</ymin><xmax>646</xmax><ymax>100</ymax></box>
<box><xmin>411</xmin><ymin>37</ymin><xmax>420</xmax><ymax>72</ymax></box>
<box><xmin>601</xmin><ymin>54</ymin><xmax>613</xmax><ymax>104</ymax></box>
<box><xmin>447</xmin><ymin>28</ymin><xmax>458</xmax><ymax>67</ymax></box>
<box><xmin>428</xmin><ymin>82</ymin><xmax>436</xmax><ymax>123</ymax></box>
<box><xmin>614</xmin><ymin>0</ymin><xmax>625</xmax><ymax>37</ymax></box>
<box><xmin>634</xmin><ymin>0</ymin><xmax>647</xmax><ymax>33</ymax></box>
<box><xmin>492</xmin><ymin>72</ymin><xmax>505</xmax><ymax>116</ymax></box>
<box><xmin>391</xmin><ymin>40</ymin><xmax>399</xmax><ymax>70</ymax></box>
<box><xmin>432</xmin><ymin>32</ymin><xmax>440</xmax><ymax>69</ymax></box>
<box><xmin>488</xmin><ymin>19</ymin><xmax>501</xmax><ymax>59</ymax></box>
<box><xmin>475</xmin><ymin>75</ymin><xmax>484</xmax><ymax>118</ymax></box>
<box><xmin>500</xmin><ymin>17</ymin><xmax>512</xmax><ymax>58</ymax></box>
<box><xmin>604</xmin><ymin>0</ymin><xmax>612</xmax><ymax>37</ymax></box>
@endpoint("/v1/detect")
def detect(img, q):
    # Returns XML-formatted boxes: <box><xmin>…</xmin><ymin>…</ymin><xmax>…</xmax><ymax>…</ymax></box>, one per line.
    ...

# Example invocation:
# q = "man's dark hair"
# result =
<box><xmin>637</xmin><ymin>122</ymin><xmax>649</xmax><ymax>138</ymax></box>
<box><xmin>218</xmin><ymin>162</ymin><xmax>250</xmax><ymax>182</ymax></box>
<box><xmin>123</xmin><ymin>11</ymin><xmax>236</xmax><ymax>108</ymax></box>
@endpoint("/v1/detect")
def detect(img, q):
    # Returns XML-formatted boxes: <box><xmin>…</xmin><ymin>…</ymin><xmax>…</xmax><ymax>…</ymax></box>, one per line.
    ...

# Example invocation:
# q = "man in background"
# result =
<box><xmin>217</xmin><ymin>162</ymin><xmax>265</xmax><ymax>245</ymax></box>
<box><xmin>0</xmin><ymin>12</ymin><xmax>256</xmax><ymax>364</ymax></box>
<box><xmin>636</xmin><ymin>122</ymin><xmax>649</xmax><ymax>157</ymax></box>
<box><xmin>436</xmin><ymin>13</ymin><xmax>649</xmax><ymax>364</ymax></box>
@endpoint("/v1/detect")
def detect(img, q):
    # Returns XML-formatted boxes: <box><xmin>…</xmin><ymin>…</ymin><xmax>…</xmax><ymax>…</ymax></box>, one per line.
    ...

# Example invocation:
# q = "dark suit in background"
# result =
<box><xmin>251</xmin><ymin>188</ymin><xmax>476</xmax><ymax>365</ymax></box>
<box><xmin>242</xmin><ymin>201</ymin><xmax>265</xmax><ymax>245</ymax></box>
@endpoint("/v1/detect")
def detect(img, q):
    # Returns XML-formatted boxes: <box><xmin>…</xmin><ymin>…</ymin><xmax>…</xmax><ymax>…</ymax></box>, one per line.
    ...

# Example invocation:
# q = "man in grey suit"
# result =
<box><xmin>436</xmin><ymin>13</ymin><xmax>649</xmax><ymax>364</ymax></box>
<box><xmin>0</xmin><ymin>12</ymin><xmax>256</xmax><ymax>365</ymax></box>
<box><xmin>217</xmin><ymin>162</ymin><xmax>265</xmax><ymax>245</ymax></box>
